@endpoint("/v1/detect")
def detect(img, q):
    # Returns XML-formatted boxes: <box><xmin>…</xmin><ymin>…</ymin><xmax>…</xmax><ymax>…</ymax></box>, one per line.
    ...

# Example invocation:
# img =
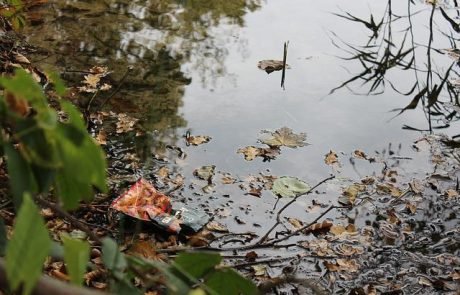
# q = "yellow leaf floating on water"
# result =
<box><xmin>259</xmin><ymin>127</ymin><xmax>307</xmax><ymax>148</ymax></box>
<box><xmin>324</xmin><ymin>150</ymin><xmax>339</xmax><ymax>166</ymax></box>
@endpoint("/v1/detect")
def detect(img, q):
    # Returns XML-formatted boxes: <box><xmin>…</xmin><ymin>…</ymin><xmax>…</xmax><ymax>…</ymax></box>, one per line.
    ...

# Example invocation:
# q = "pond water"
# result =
<box><xmin>23</xmin><ymin>1</ymin><xmax>460</xmax><ymax>292</ymax></box>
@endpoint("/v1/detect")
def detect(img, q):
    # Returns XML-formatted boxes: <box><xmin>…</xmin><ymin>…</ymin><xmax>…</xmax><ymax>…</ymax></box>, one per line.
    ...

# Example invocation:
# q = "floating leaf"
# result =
<box><xmin>287</xmin><ymin>218</ymin><xmax>304</xmax><ymax>229</ymax></box>
<box><xmin>237</xmin><ymin>146</ymin><xmax>280</xmax><ymax>161</ymax></box>
<box><xmin>252</xmin><ymin>265</ymin><xmax>267</xmax><ymax>276</ymax></box>
<box><xmin>206</xmin><ymin>221</ymin><xmax>229</xmax><ymax>233</ymax></box>
<box><xmin>186</xmin><ymin>135</ymin><xmax>212</xmax><ymax>146</ymax></box>
<box><xmin>259</xmin><ymin>127</ymin><xmax>307</xmax><ymax>148</ymax></box>
<box><xmin>194</xmin><ymin>165</ymin><xmax>215</xmax><ymax>181</ymax></box>
<box><xmin>257</xmin><ymin>60</ymin><xmax>290</xmax><ymax>74</ymax></box>
<box><xmin>304</xmin><ymin>220</ymin><xmax>333</xmax><ymax>234</ymax></box>
<box><xmin>272</xmin><ymin>176</ymin><xmax>310</xmax><ymax>197</ymax></box>
<box><xmin>116</xmin><ymin>113</ymin><xmax>138</xmax><ymax>133</ymax></box>
<box><xmin>353</xmin><ymin>150</ymin><xmax>368</xmax><ymax>160</ymax></box>
<box><xmin>324</xmin><ymin>150</ymin><xmax>339</xmax><ymax>166</ymax></box>
<box><xmin>340</xmin><ymin>184</ymin><xmax>366</xmax><ymax>205</ymax></box>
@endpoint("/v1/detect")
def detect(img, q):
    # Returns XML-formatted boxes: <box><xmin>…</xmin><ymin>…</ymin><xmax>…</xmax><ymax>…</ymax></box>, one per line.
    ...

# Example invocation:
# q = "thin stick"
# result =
<box><xmin>281</xmin><ymin>41</ymin><xmax>289</xmax><ymax>89</ymax></box>
<box><xmin>35</xmin><ymin>198</ymin><xmax>102</xmax><ymax>244</ymax></box>
<box><xmin>256</xmin><ymin>175</ymin><xmax>335</xmax><ymax>245</ymax></box>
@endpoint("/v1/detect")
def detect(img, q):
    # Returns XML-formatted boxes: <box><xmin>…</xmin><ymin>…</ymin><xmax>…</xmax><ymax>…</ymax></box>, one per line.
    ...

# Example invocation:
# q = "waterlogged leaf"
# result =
<box><xmin>186</xmin><ymin>135</ymin><xmax>212</xmax><ymax>146</ymax></box>
<box><xmin>304</xmin><ymin>220</ymin><xmax>333</xmax><ymax>234</ymax></box>
<box><xmin>237</xmin><ymin>146</ymin><xmax>280</xmax><ymax>161</ymax></box>
<box><xmin>324</xmin><ymin>259</ymin><xmax>359</xmax><ymax>272</ymax></box>
<box><xmin>47</xmin><ymin>71</ymin><xmax>67</xmax><ymax>96</ymax></box>
<box><xmin>376</xmin><ymin>183</ymin><xmax>402</xmax><ymax>197</ymax></box>
<box><xmin>324</xmin><ymin>150</ymin><xmax>339</xmax><ymax>166</ymax></box>
<box><xmin>6</xmin><ymin>195</ymin><xmax>52</xmax><ymax>295</ymax></box>
<box><xmin>340</xmin><ymin>183</ymin><xmax>366</xmax><ymax>205</ymax></box>
<box><xmin>194</xmin><ymin>165</ymin><xmax>215</xmax><ymax>181</ymax></box>
<box><xmin>257</xmin><ymin>60</ymin><xmax>290</xmax><ymax>74</ymax></box>
<box><xmin>272</xmin><ymin>176</ymin><xmax>310</xmax><ymax>197</ymax></box>
<box><xmin>259</xmin><ymin>127</ymin><xmax>307</xmax><ymax>148</ymax></box>
<box><xmin>174</xmin><ymin>252</ymin><xmax>221</xmax><ymax>278</ymax></box>
<box><xmin>62</xmin><ymin>235</ymin><xmax>90</xmax><ymax>286</ymax></box>
<box><xmin>287</xmin><ymin>217</ymin><xmax>304</xmax><ymax>229</ymax></box>
<box><xmin>205</xmin><ymin>268</ymin><xmax>258</xmax><ymax>295</ymax></box>
<box><xmin>206</xmin><ymin>221</ymin><xmax>229</xmax><ymax>233</ymax></box>
<box><xmin>353</xmin><ymin>150</ymin><xmax>368</xmax><ymax>160</ymax></box>
<box><xmin>252</xmin><ymin>265</ymin><xmax>267</xmax><ymax>276</ymax></box>
<box><xmin>116</xmin><ymin>113</ymin><xmax>138</xmax><ymax>133</ymax></box>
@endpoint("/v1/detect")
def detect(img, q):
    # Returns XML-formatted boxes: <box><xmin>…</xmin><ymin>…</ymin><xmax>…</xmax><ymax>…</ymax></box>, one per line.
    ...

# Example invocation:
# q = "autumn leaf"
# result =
<box><xmin>340</xmin><ymin>184</ymin><xmax>366</xmax><ymax>205</ymax></box>
<box><xmin>259</xmin><ymin>127</ymin><xmax>308</xmax><ymax>148</ymax></box>
<box><xmin>194</xmin><ymin>165</ymin><xmax>215</xmax><ymax>181</ymax></box>
<box><xmin>186</xmin><ymin>135</ymin><xmax>212</xmax><ymax>146</ymax></box>
<box><xmin>353</xmin><ymin>150</ymin><xmax>368</xmax><ymax>160</ymax></box>
<box><xmin>304</xmin><ymin>220</ymin><xmax>333</xmax><ymax>234</ymax></box>
<box><xmin>116</xmin><ymin>113</ymin><xmax>138</xmax><ymax>133</ymax></box>
<box><xmin>237</xmin><ymin>146</ymin><xmax>280</xmax><ymax>161</ymax></box>
<box><xmin>324</xmin><ymin>259</ymin><xmax>359</xmax><ymax>272</ymax></box>
<box><xmin>324</xmin><ymin>150</ymin><xmax>339</xmax><ymax>166</ymax></box>
<box><xmin>257</xmin><ymin>60</ymin><xmax>290</xmax><ymax>74</ymax></box>
<box><xmin>287</xmin><ymin>218</ymin><xmax>304</xmax><ymax>229</ymax></box>
<box><xmin>206</xmin><ymin>221</ymin><xmax>228</xmax><ymax>233</ymax></box>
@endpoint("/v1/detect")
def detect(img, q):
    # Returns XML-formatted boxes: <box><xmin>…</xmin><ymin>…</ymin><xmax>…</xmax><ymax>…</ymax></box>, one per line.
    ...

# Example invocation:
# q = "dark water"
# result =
<box><xmin>23</xmin><ymin>1</ymin><xmax>460</xmax><ymax>293</ymax></box>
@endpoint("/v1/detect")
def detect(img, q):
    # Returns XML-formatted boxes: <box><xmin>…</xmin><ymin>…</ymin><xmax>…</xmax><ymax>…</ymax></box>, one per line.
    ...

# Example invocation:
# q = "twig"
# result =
<box><xmin>256</xmin><ymin>175</ymin><xmax>335</xmax><ymax>245</ymax></box>
<box><xmin>281</xmin><ymin>41</ymin><xmax>289</xmax><ymax>89</ymax></box>
<box><xmin>35</xmin><ymin>198</ymin><xmax>102</xmax><ymax>245</ymax></box>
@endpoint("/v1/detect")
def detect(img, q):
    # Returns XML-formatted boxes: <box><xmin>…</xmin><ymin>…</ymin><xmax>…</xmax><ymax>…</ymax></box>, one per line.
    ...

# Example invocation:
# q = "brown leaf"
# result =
<box><xmin>353</xmin><ymin>150</ymin><xmax>368</xmax><ymax>160</ymax></box>
<box><xmin>324</xmin><ymin>150</ymin><xmax>339</xmax><ymax>166</ymax></box>
<box><xmin>405</xmin><ymin>202</ymin><xmax>417</xmax><ymax>214</ymax></box>
<box><xmin>186</xmin><ymin>135</ymin><xmax>212</xmax><ymax>146</ymax></box>
<box><xmin>409</xmin><ymin>179</ymin><xmax>424</xmax><ymax>194</ymax></box>
<box><xmin>245</xmin><ymin>251</ymin><xmax>258</xmax><ymax>262</ymax></box>
<box><xmin>257</xmin><ymin>60</ymin><xmax>290</xmax><ymax>74</ymax></box>
<box><xmin>5</xmin><ymin>91</ymin><xmax>29</xmax><ymax>117</ymax></box>
<box><xmin>206</xmin><ymin>221</ymin><xmax>228</xmax><ymax>233</ymax></box>
<box><xmin>157</xmin><ymin>167</ymin><xmax>169</xmax><ymax>179</ymax></box>
<box><xmin>95</xmin><ymin>130</ymin><xmax>107</xmax><ymax>145</ymax></box>
<box><xmin>13</xmin><ymin>52</ymin><xmax>31</xmax><ymax>64</ymax></box>
<box><xmin>247</xmin><ymin>187</ymin><xmax>262</xmax><ymax>198</ymax></box>
<box><xmin>259</xmin><ymin>127</ymin><xmax>307</xmax><ymax>148</ymax></box>
<box><xmin>445</xmin><ymin>189</ymin><xmax>459</xmax><ymax>198</ymax></box>
<box><xmin>324</xmin><ymin>259</ymin><xmax>359</xmax><ymax>272</ymax></box>
<box><xmin>287</xmin><ymin>218</ymin><xmax>304</xmax><ymax>229</ymax></box>
<box><xmin>334</xmin><ymin>244</ymin><xmax>364</xmax><ymax>256</ymax></box>
<box><xmin>304</xmin><ymin>220</ymin><xmax>333</xmax><ymax>234</ymax></box>
<box><xmin>237</xmin><ymin>146</ymin><xmax>261</xmax><ymax>161</ymax></box>
<box><xmin>127</xmin><ymin>240</ymin><xmax>160</xmax><ymax>260</ymax></box>
<box><xmin>116</xmin><ymin>113</ymin><xmax>138</xmax><ymax>133</ymax></box>
<box><xmin>221</xmin><ymin>175</ymin><xmax>236</xmax><ymax>184</ymax></box>
<box><xmin>341</xmin><ymin>184</ymin><xmax>366</xmax><ymax>205</ymax></box>
<box><xmin>376</xmin><ymin>183</ymin><xmax>402</xmax><ymax>197</ymax></box>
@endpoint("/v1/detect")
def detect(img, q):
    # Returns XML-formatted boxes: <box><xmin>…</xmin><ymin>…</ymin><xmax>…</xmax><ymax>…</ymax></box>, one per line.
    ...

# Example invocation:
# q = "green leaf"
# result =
<box><xmin>4</xmin><ymin>144</ymin><xmax>38</xmax><ymax>205</ymax></box>
<box><xmin>102</xmin><ymin>238</ymin><xmax>127</xmax><ymax>277</ymax></box>
<box><xmin>62</xmin><ymin>235</ymin><xmax>90</xmax><ymax>286</ymax></box>
<box><xmin>205</xmin><ymin>268</ymin><xmax>258</xmax><ymax>295</ymax></box>
<box><xmin>272</xmin><ymin>176</ymin><xmax>311</xmax><ymax>198</ymax></box>
<box><xmin>174</xmin><ymin>252</ymin><xmax>221</xmax><ymax>278</ymax></box>
<box><xmin>47</xmin><ymin>71</ymin><xmax>67</xmax><ymax>96</ymax></box>
<box><xmin>6</xmin><ymin>195</ymin><xmax>52</xmax><ymax>295</ymax></box>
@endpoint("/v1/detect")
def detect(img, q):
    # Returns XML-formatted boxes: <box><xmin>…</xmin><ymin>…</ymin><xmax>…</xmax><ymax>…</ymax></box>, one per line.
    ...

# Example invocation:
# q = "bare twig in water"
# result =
<box><xmin>97</xmin><ymin>66</ymin><xmax>134</xmax><ymax>110</ymax></box>
<box><xmin>281</xmin><ymin>41</ymin><xmax>289</xmax><ymax>89</ymax></box>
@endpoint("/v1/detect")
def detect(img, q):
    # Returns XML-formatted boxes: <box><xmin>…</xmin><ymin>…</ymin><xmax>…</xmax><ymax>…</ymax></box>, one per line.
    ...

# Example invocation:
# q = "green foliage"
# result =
<box><xmin>0</xmin><ymin>69</ymin><xmax>107</xmax><ymax>209</ymax></box>
<box><xmin>5</xmin><ymin>194</ymin><xmax>51</xmax><ymax>295</ymax></box>
<box><xmin>206</xmin><ymin>268</ymin><xmax>259</xmax><ymax>295</ymax></box>
<box><xmin>62</xmin><ymin>235</ymin><xmax>90</xmax><ymax>286</ymax></box>
<box><xmin>174</xmin><ymin>252</ymin><xmax>221</xmax><ymax>278</ymax></box>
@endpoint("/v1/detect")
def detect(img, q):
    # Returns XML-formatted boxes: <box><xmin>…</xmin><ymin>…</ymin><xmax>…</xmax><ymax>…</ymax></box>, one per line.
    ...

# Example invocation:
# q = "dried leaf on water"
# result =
<box><xmin>206</xmin><ymin>221</ymin><xmax>228</xmax><ymax>233</ymax></box>
<box><xmin>116</xmin><ymin>113</ymin><xmax>138</xmax><ymax>133</ymax></box>
<box><xmin>324</xmin><ymin>259</ymin><xmax>359</xmax><ymax>272</ymax></box>
<box><xmin>259</xmin><ymin>127</ymin><xmax>308</xmax><ymax>148</ymax></box>
<box><xmin>257</xmin><ymin>60</ymin><xmax>290</xmax><ymax>74</ymax></box>
<box><xmin>287</xmin><ymin>218</ymin><xmax>304</xmax><ymax>229</ymax></box>
<box><xmin>353</xmin><ymin>150</ymin><xmax>368</xmax><ymax>160</ymax></box>
<box><xmin>304</xmin><ymin>220</ymin><xmax>333</xmax><ymax>234</ymax></box>
<box><xmin>237</xmin><ymin>146</ymin><xmax>280</xmax><ymax>161</ymax></box>
<box><xmin>186</xmin><ymin>135</ymin><xmax>212</xmax><ymax>146</ymax></box>
<box><xmin>340</xmin><ymin>184</ymin><xmax>366</xmax><ymax>205</ymax></box>
<box><xmin>193</xmin><ymin>165</ymin><xmax>215</xmax><ymax>181</ymax></box>
<box><xmin>272</xmin><ymin>176</ymin><xmax>310</xmax><ymax>197</ymax></box>
<box><xmin>325</xmin><ymin>150</ymin><xmax>340</xmax><ymax>166</ymax></box>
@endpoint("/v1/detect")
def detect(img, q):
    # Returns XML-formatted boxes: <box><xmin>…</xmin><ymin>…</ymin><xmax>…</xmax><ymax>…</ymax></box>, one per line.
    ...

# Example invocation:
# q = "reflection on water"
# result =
<box><xmin>331</xmin><ymin>0</ymin><xmax>460</xmax><ymax>136</ymax></box>
<box><xmin>25</xmin><ymin>0</ymin><xmax>261</xmax><ymax>152</ymax></box>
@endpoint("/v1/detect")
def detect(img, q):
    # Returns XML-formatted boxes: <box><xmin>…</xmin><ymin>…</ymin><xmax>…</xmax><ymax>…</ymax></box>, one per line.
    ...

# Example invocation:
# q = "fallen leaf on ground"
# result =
<box><xmin>186</xmin><ymin>135</ymin><xmax>211</xmax><ymax>146</ymax></box>
<box><xmin>272</xmin><ymin>176</ymin><xmax>310</xmax><ymax>197</ymax></box>
<box><xmin>259</xmin><ymin>127</ymin><xmax>308</xmax><ymax>148</ymax></box>
<box><xmin>257</xmin><ymin>60</ymin><xmax>290</xmax><ymax>74</ymax></box>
